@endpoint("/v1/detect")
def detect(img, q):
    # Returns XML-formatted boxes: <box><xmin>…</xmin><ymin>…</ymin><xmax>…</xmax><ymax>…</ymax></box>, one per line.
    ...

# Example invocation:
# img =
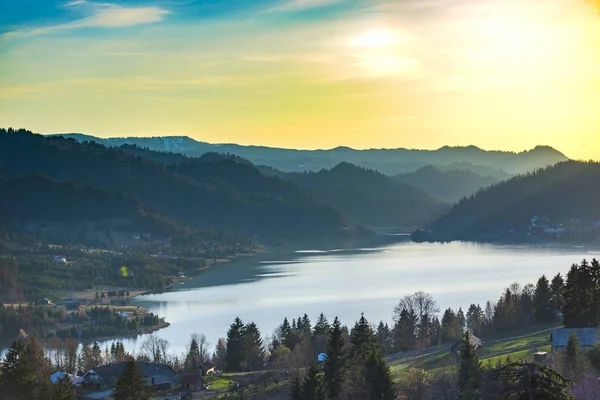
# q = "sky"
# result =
<box><xmin>1</xmin><ymin>0</ymin><xmax>600</xmax><ymax>159</ymax></box>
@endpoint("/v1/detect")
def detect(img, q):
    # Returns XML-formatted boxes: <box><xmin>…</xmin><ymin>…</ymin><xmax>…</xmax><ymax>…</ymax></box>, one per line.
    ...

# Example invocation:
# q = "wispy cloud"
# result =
<box><xmin>4</xmin><ymin>2</ymin><xmax>170</xmax><ymax>37</ymax></box>
<box><xmin>266</xmin><ymin>0</ymin><xmax>346</xmax><ymax>12</ymax></box>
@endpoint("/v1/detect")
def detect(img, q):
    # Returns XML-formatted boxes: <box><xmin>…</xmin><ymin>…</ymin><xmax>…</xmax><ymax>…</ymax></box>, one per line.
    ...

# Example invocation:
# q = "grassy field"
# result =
<box><xmin>203</xmin><ymin>375</ymin><xmax>236</xmax><ymax>390</ymax></box>
<box><xmin>389</xmin><ymin>325</ymin><xmax>557</xmax><ymax>374</ymax></box>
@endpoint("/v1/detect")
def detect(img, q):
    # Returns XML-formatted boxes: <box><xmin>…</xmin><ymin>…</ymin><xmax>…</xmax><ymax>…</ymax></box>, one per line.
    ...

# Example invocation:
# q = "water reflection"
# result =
<box><xmin>90</xmin><ymin>241</ymin><xmax>595</xmax><ymax>356</ymax></box>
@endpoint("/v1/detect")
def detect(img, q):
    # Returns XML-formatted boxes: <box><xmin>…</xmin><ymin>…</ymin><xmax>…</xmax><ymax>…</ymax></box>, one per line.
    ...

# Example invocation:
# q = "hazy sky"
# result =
<box><xmin>1</xmin><ymin>0</ymin><xmax>599</xmax><ymax>159</ymax></box>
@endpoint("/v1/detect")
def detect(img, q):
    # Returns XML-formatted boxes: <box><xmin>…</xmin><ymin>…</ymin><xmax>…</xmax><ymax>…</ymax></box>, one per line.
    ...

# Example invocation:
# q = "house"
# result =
<box><xmin>79</xmin><ymin>362</ymin><xmax>178</xmax><ymax>394</ymax></box>
<box><xmin>550</xmin><ymin>328</ymin><xmax>599</xmax><ymax>354</ymax></box>
<box><xmin>200</xmin><ymin>361</ymin><xmax>215</xmax><ymax>376</ymax></box>
<box><xmin>450</xmin><ymin>334</ymin><xmax>482</xmax><ymax>355</ymax></box>
<box><xmin>54</xmin><ymin>256</ymin><xmax>67</xmax><ymax>264</ymax></box>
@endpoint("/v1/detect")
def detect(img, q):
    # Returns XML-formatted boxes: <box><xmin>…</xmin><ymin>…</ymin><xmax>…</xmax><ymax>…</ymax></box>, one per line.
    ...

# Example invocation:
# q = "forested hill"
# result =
<box><xmin>393</xmin><ymin>166</ymin><xmax>500</xmax><ymax>203</ymax></box>
<box><xmin>56</xmin><ymin>133</ymin><xmax>568</xmax><ymax>176</ymax></box>
<box><xmin>0</xmin><ymin>129</ymin><xmax>349</xmax><ymax>239</ymax></box>
<box><xmin>111</xmin><ymin>144</ymin><xmax>447</xmax><ymax>229</ymax></box>
<box><xmin>283</xmin><ymin>163</ymin><xmax>450</xmax><ymax>228</ymax></box>
<box><xmin>413</xmin><ymin>161</ymin><xmax>600</xmax><ymax>242</ymax></box>
<box><xmin>0</xmin><ymin>174</ymin><xmax>181</xmax><ymax>234</ymax></box>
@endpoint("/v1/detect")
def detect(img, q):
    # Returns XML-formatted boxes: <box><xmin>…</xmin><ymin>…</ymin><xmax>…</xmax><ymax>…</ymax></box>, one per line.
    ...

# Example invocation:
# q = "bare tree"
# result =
<box><xmin>139</xmin><ymin>334</ymin><xmax>170</xmax><ymax>364</ymax></box>
<box><xmin>191</xmin><ymin>333</ymin><xmax>211</xmax><ymax>364</ymax></box>
<box><xmin>394</xmin><ymin>292</ymin><xmax>440</xmax><ymax>322</ymax></box>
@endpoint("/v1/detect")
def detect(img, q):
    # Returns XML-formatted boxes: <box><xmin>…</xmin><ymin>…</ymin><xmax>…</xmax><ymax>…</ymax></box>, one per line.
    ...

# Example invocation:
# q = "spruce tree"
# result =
<box><xmin>550</xmin><ymin>273</ymin><xmax>565</xmax><ymax>311</ymax></box>
<box><xmin>493</xmin><ymin>361</ymin><xmax>572</xmax><ymax>399</ymax></box>
<box><xmin>457</xmin><ymin>331</ymin><xmax>481</xmax><ymax>400</ymax></box>
<box><xmin>363</xmin><ymin>347</ymin><xmax>396</xmax><ymax>400</ymax></box>
<box><xmin>534</xmin><ymin>275</ymin><xmax>553</xmax><ymax>323</ymax></box>
<box><xmin>323</xmin><ymin>316</ymin><xmax>346</xmax><ymax>400</ymax></box>
<box><xmin>51</xmin><ymin>375</ymin><xmax>76</xmax><ymax>400</ymax></box>
<box><xmin>242</xmin><ymin>322</ymin><xmax>265</xmax><ymax>371</ymax></box>
<box><xmin>226</xmin><ymin>317</ymin><xmax>245</xmax><ymax>372</ymax></box>
<box><xmin>0</xmin><ymin>340</ymin><xmax>28</xmax><ymax>399</ymax></box>
<box><xmin>301</xmin><ymin>364</ymin><xmax>327</xmax><ymax>400</ymax></box>
<box><xmin>313</xmin><ymin>313</ymin><xmax>330</xmax><ymax>336</ymax></box>
<box><xmin>112</xmin><ymin>360</ymin><xmax>152</xmax><ymax>400</ymax></box>
<box><xmin>289</xmin><ymin>371</ymin><xmax>303</xmax><ymax>400</ymax></box>
<box><xmin>184</xmin><ymin>336</ymin><xmax>201</xmax><ymax>372</ymax></box>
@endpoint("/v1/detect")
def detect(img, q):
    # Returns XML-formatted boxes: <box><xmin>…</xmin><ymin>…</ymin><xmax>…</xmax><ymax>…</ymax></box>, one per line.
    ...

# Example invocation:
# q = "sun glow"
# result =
<box><xmin>349</xmin><ymin>29</ymin><xmax>397</xmax><ymax>47</ymax></box>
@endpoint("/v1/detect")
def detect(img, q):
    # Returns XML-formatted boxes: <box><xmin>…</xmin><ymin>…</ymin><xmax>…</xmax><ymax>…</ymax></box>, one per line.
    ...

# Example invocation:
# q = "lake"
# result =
<box><xmin>100</xmin><ymin>240</ymin><xmax>597</xmax><ymax>356</ymax></box>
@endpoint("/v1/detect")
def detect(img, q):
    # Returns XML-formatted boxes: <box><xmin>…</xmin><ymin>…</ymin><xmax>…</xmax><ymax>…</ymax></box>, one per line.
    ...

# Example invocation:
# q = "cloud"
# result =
<box><xmin>5</xmin><ymin>2</ymin><xmax>170</xmax><ymax>37</ymax></box>
<box><xmin>267</xmin><ymin>0</ymin><xmax>346</xmax><ymax>12</ymax></box>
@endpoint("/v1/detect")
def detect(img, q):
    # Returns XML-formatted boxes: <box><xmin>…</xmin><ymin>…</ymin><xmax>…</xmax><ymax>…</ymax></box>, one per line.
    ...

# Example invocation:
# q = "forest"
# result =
<box><xmin>413</xmin><ymin>161</ymin><xmax>600</xmax><ymax>242</ymax></box>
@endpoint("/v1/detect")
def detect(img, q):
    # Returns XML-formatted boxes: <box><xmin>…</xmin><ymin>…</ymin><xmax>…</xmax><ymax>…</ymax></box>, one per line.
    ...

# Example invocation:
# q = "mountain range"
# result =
<box><xmin>54</xmin><ymin>134</ymin><xmax>568</xmax><ymax>178</ymax></box>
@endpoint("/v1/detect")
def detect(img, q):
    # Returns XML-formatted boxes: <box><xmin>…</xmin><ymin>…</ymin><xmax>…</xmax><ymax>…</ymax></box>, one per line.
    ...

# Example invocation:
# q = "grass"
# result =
<box><xmin>203</xmin><ymin>375</ymin><xmax>236</xmax><ymax>390</ymax></box>
<box><xmin>388</xmin><ymin>324</ymin><xmax>559</xmax><ymax>374</ymax></box>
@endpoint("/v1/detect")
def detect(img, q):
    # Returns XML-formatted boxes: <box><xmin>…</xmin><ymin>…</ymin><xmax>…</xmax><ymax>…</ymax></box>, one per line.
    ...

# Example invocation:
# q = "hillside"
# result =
<box><xmin>393</xmin><ymin>166</ymin><xmax>500</xmax><ymax>203</ymax></box>
<box><xmin>412</xmin><ymin>161</ymin><xmax>600</xmax><ymax>242</ymax></box>
<box><xmin>55</xmin><ymin>134</ymin><xmax>568</xmax><ymax>177</ymax></box>
<box><xmin>285</xmin><ymin>163</ymin><xmax>450</xmax><ymax>228</ymax></box>
<box><xmin>0</xmin><ymin>174</ymin><xmax>183</xmax><ymax>247</ymax></box>
<box><xmin>0</xmin><ymin>129</ymin><xmax>350</xmax><ymax>239</ymax></box>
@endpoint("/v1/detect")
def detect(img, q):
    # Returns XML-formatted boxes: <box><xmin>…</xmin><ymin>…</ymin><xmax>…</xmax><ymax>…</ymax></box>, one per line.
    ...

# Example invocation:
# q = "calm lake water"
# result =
<box><xmin>98</xmin><ymin>240</ymin><xmax>597</xmax><ymax>356</ymax></box>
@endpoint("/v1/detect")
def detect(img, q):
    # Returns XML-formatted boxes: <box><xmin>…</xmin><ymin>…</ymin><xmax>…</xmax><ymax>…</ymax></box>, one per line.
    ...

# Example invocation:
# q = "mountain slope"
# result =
<box><xmin>55</xmin><ymin>134</ymin><xmax>568</xmax><ymax>176</ymax></box>
<box><xmin>393</xmin><ymin>166</ymin><xmax>500</xmax><ymax>203</ymax></box>
<box><xmin>0</xmin><ymin>174</ymin><xmax>182</xmax><ymax>246</ymax></box>
<box><xmin>413</xmin><ymin>161</ymin><xmax>600</xmax><ymax>242</ymax></box>
<box><xmin>1</xmin><ymin>129</ymin><xmax>349</xmax><ymax>238</ymax></box>
<box><xmin>284</xmin><ymin>163</ymin><xmax>450</xmax><ymax>228</ymax></box>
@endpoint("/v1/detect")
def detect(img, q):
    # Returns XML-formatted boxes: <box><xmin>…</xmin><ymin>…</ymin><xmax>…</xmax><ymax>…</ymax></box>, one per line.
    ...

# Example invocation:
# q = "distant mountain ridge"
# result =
<box><xmin>53</xmin><ymin>133</ymin><xmax>568</xmax><ymax>177</ymax></box>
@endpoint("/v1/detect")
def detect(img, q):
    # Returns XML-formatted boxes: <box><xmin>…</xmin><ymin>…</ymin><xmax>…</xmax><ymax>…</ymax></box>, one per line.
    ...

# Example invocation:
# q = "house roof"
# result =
<box><xmin>551</xmin><ymin>328</ymin><xmax>599</xmax><ymax>347</ymax></box>
<box><xmin>84</xmin><ymin>362</ymin><xmax>177</xmax><ymax>385</ymax></box>
<box><xmin>451</xmin><ymin>334</ymin><xmax>482</xmax><ymax>350</ymax></box>
<box><xmin>201</xmin><ymin>361</ymin><xmax>215</xmax><ymax>371</ymax></box>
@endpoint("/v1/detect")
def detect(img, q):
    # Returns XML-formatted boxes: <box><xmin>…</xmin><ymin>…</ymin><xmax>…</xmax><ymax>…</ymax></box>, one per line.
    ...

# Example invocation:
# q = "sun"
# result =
<box><xmin>349</xmin><ymin>29</ymin><xmax>397</xmax><ymax>48</ymax></box>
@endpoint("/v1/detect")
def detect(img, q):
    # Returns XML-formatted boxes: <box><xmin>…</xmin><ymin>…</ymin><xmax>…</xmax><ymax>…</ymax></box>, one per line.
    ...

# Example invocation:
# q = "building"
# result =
<box><xmin>550</xmin><ymin>328</ymin><xmax>599</xmax><ymax>354</ymax></box>
<box><xmin>180</xmin><ymin>370</ymin><xmax>204</xmax><ymax>392</ymax></box>
<box><xmin>450</xmin><ymin>334</ymin><xmax>482</xmax><ymax>355</ymax></box>
<box><xmin>200</xmin><ymin>361</ymin><xmax>215</xmax><ymax>376</ymax></box>
<box><xmin>78</xmin><ymin>362</ymin><xmax>178</xmax><ymax>397</ymax></box>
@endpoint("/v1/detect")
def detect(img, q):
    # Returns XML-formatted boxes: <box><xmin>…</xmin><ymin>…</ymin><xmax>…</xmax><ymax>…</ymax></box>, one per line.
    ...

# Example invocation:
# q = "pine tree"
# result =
<box><xmin>112</xmin><ymin>360</ymin><xmax>152</xmax><ymax>400</ymax></box>
<box><xmin>375</xmin><ymin>321</ymin><xmax>391</xmax><ymax>354</ymax></box>
<box><xmin>493</xmin><ymin>361</ymin><xmax>572</xmax><ymax>399</ymax></box>
<box><xmin>242</xmin><ymin>322</ymin><xmax>265</xmax><ymax>371</ymax></box>
<box><xmin>349</xmin><ymin>313</ymin><xmax>375</xmax><ymax>361</ymax></box>
<box><xmin>301</xmin><ymin>364</ymin><xmax>327</xmax><ymax>400</ymax></box>
<box><xmin>363</xmin><ymin>347</ymin><xmax>396</xmax><ymax>400</ymax></box>
<box><xmin>289</xmin><ymin>371</ymin><xmax>303</xmax><ymax>400</ymax></box>
<box><xmin>457</xmin><ymin>331</ymin><xmax>481</xmax><ymax>400</ymax></box>
<box><xmin>0</xmin><ymin>340</ymin><xmax>27</xmax><ymax>399</ymax></box>
<box><xmin>313</xmin><ymin>313</ymin><xmax>330</xmax><ymax>336</ymax></box>
<box><xmin>323</xmin><ymin>316</ymin><xmax>346</xmax><ymax>400</ymax></box>
<box><xmin>550</xmin><ymin>273</ymin><xmax>565</xmax><ymax>311</ymax></box>
<box><xmin>184</xmin><ymin>336</ymin><xmax>201</xmax><ymax>372</ymax></box>
<box><xmin>534</xmin><ymin>275</ymin><xmax>553</xmax><ymax>323</ymax></box>
<box><xmin>51</xmin><ymin>375</ymin><xmax>76</xmax><ymax>400</ymax></box>
<box><xmin>226</xmin><ymin>317</ymin><xmax>245</xmax><ymax>372</ymax></box>
<box><xmin>561</xmin><ymin>333</ymin><xmax>584</xmax><ymax>379</ymax></box>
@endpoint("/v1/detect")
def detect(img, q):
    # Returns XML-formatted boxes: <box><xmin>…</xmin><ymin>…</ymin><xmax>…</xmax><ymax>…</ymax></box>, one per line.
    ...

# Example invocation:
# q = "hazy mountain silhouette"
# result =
<box><xmin>393</xmin><ymin>166</ymin><xmax>500</xmax><ymax>203</ymax></box>
<box><xmin>55</xmin><ymin>134</ymin><xmax>568</xmax><ymax>177</ymax></box>
<box><xmin>269</xmin><ymin>162</ymin><xmax>450</xmax><ymax>228</ymax></box>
